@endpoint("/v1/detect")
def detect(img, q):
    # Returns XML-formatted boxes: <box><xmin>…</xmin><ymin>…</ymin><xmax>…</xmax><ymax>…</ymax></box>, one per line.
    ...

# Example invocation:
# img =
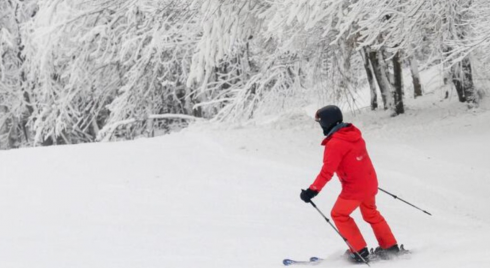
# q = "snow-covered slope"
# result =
<box><xmin>1</xmin><ymin>90</ymin><xmax>489</xmax><ymax>268</ymax></box>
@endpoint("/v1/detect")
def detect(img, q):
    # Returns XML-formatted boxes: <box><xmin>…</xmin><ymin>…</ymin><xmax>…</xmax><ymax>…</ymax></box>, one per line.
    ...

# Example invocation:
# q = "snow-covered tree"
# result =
<box><xmin>1</xmin><ymin>0</ymin><xmax>488</xmax><ymax>149</ymax></box>
<box><xmin>440</xmin><ymin>0</ymin><xmax>480</xmax><ymax>104</ymax></box>
<box><xmin>22</xmin><ymin>0</ymin><xmax>201</xmax><ymax>144</ymax></box>
<box><xmin>187</xmin><ymin>0</ymin><xmax>275</xmax><ymax>122</ymax></box>
<box><xmin>0</xmin><ymin>0</ymin><xmax>37</xmax><ymax>149</ymax></box>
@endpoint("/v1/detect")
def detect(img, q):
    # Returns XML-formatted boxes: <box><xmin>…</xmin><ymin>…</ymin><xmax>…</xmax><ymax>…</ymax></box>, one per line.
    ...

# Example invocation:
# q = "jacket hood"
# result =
<box><xmin>321</xmin><ymin>124</ymin><xmax>362</xmax><ymax>145</ymax></box>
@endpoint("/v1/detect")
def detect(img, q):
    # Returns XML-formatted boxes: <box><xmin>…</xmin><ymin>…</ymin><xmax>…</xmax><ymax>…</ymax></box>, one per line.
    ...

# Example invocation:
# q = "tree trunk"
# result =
<box><xmin>393</xmin><ymin>52</ymin><xmax>404</xmax><ymax>115</ymax></box>
<box><xmin>382</xmin><ymin>50</ymin><xmax>395</xmax><ymax>88</ymax></box>
<box><xmin>451</xmin><ymin>57</ymin><xmax>476</xmax><ymax>104</ymax></box>
<box><xmin>363</xmin><ymin>48</ymin><xmax>378</xmax><ymax>110</ymax></box>
<box><xmin>9</xmin><ymin>118</ymin><xmax>19</xmax><ymax>148</ymax></box>
<box><xmin>409</xmin><ymin>56</ymin><xmax>423</xmax><ymax>98</ymax></box>
<box><xmin>0</xmin><ymin>106</ymin><xmax>9</xmax><ymax>149</ymax></box>
<box><xmin>369</xmin><ymin>49</ymin><xmax>393</xmax><ymax>110</ymax></box>
<box><xmin>449</xmin><ymin>1</ymin><xmax>477</xmax><ymax>104</ymax></box>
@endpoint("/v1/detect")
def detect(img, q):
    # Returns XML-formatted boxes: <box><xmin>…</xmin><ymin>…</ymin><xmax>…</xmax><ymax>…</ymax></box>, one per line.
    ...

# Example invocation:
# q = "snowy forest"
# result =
<box><xmin>0</xmin><ymin>0</ymin><xmax>488</xmax><ymax>149</ymax></box>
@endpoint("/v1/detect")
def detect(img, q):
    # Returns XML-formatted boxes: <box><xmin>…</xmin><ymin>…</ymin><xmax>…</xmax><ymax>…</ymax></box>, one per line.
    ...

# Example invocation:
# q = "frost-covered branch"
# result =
<box><xmin>97</xmin><ymin>113</ymin><xmax>204</xmax><ymax>142</ymax></box>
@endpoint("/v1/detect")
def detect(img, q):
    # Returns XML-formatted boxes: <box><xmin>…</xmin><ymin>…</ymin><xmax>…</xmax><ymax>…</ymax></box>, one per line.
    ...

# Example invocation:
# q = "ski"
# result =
<box><xmin>283</xmin><ymin>257</ymin><xmax>323</xmax><ymax>266</ymax></box>
<box><xmin>284</xmin><ymin>245</ymin><xmax>410</xmax><ymax>266</ymax></box>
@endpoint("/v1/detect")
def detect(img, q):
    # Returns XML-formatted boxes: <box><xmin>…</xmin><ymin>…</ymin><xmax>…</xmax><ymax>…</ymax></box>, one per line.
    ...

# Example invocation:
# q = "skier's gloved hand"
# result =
<box><xmin>300</xmin><ymin>188</ymin><xmax>318</xmax><ymax>203</ymax></box>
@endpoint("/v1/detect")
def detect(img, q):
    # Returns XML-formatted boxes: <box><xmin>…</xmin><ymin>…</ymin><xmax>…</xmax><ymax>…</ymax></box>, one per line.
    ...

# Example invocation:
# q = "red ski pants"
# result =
<box><xmin>331</xmin><ymin>196</ymin><xmax>397</xmax><ymax>252</ymax></box>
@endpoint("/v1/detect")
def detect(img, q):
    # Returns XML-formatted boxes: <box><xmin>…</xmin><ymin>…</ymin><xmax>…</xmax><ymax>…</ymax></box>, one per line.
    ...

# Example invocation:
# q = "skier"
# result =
<box><xmin>300</xmin><ymin>105</ymin><xmax>400</xmax><ymax>263</ymax></box>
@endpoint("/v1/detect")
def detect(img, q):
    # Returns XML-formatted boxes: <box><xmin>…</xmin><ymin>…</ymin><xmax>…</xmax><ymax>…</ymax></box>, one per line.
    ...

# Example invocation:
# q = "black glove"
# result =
<box><xmin>300</xmin><ymin>188</ymin><xmax>318</xmax><ymax>203</ymax></box>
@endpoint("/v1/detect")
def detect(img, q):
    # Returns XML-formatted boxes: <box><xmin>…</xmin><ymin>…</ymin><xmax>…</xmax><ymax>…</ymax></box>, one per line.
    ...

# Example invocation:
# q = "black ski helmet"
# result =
<box><xmin>315</xmin><ymin>105</ymin><xmax>343</xmax><ymax>134</ymax></box>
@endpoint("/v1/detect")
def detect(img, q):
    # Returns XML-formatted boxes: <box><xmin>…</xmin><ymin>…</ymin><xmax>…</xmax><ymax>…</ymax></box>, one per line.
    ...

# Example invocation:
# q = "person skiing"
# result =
<box><xmin>300</xmin><ymin>105</ymin><xmax>400</xmax><ymax>263</ymax></box>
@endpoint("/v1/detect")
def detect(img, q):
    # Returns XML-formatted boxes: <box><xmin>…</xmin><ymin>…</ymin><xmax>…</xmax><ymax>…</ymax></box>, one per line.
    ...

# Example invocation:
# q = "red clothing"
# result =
<box><xmin>309</xmin><ymin>124</ymin><xmax>397</xmax><ymax>251</ymax></box>
<box><xmin>310</xmin><ymin>124</ymin><xmax>378</xmax><ymax>200</ymax></box>
<box><xmin>331</xmin><ymin>196</ymin><xmax>397</xmax><ymax>252</ymax></box>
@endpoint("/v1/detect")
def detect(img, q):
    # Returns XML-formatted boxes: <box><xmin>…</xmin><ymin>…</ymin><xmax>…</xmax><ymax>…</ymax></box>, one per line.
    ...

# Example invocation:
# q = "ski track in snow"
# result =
<box><xmin>1</xmin><ymin>92</ymin><xmax>490</xmax><ymax>267</ymax></box>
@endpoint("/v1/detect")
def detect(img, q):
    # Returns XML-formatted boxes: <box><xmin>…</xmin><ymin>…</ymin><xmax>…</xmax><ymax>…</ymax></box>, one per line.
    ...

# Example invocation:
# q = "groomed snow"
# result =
<box><xmin>1</xmin><ymin>84</ymin><xmax>489</xmax><ymax>267</ymax></box>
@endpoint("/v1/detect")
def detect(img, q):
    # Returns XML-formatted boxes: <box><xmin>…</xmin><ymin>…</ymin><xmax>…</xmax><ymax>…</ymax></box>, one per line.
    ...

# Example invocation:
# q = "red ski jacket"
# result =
<box><xmin>310</xmin><ymin>124</ymin><xmax>378</xmax><ymax>201</ymax></box>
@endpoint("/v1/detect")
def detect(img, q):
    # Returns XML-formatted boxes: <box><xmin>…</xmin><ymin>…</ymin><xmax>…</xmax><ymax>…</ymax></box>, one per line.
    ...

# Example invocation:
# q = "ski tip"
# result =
<box><xmin>309</xmin><ymin>257</ymin><xmax>321</xmax><ymax>262</ymax></box>
<box><xmin>283</xmin><ymin>257</ymin><xmax>322</xmax><ymax>265</ymax></box>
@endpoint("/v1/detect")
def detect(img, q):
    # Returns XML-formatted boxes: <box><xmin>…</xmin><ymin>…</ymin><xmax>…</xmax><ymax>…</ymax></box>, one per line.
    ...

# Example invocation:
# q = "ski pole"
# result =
<box><xmin>308</xmin><ymin>198</ymin><xmax>370</xmax><ymax>267</ymax></box>
<box><xmin>378</xmin><ymin>187</ymin><xmax>432</xmax><ymax>216</ymax></box>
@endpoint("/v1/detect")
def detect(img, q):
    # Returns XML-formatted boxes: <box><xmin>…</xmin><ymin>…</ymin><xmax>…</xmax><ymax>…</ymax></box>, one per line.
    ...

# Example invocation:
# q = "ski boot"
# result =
<box><xmin>345</xmin><ymin>247</ymin><xmax>370</xmax><ymax>263</ymax></box>
<box><xmin>373</xmin><ymin>244</ymin><xmax>401</xmax><ymax>260</ymax></box>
